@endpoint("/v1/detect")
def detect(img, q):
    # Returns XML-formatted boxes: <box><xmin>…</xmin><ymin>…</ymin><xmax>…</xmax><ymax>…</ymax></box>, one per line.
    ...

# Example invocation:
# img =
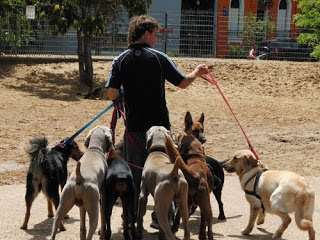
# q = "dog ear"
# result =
<box><xmin>184</xmin><ymin>111</ymin><xmax>193</xmax><ymax>132</ymax></box>
<box><xmin>106</xmin><ymin>129</ymin><xmax>114</xmax><ymax>151</ymax></box>
<box><xmin>84</xmin><ymin>134</ymin><xmax>91</xmax><ymax>148</ymax></box>
<box><xmin>199</xmin><ymin>113</ymin><xmax>205</xmax><ymax>126</ymax></box>
<box><xmin>175</xmin><ymin>132</ymin><xmax>186</xmax><ymax>147</ymax></box>
<box><xmin>246</xmin><ymin>154</ymin><xmax>258</xmax><ymax>168</ymax></box>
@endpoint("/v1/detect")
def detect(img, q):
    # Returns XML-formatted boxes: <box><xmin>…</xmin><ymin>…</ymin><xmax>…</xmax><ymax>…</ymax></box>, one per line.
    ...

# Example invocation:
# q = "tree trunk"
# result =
<box><xmin>77</xmin><ymin>29</ymin><xmax>94</xmax><ymax>94</ymax></box>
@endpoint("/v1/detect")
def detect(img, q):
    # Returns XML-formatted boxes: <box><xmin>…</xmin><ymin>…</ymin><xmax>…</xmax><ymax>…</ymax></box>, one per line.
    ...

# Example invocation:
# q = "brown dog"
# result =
<box><xmin>223</xmin><ymin>149</ymin><xmax>315</xmax><ymax>240</ymax></box>
<box><xmin>176</xmin><ymin>133</ymin><xmax>214</xmax><ymax>240</ymax></box>
<box><xmin>184</xmin><ymin>111</ymin><xmax>226</xmax><ymax>220</ymax></box>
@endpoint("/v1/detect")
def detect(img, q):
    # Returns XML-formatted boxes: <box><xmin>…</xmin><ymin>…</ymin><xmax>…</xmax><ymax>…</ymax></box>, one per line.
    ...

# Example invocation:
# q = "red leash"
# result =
<box><xmin>201</xmin><ymin>73</ymin><xmax>259</xmax><ymax>160</ymax></box>
<box><xmin>110</xmin><ymin>100</ymin><xmax>145</xmax><ymax>171</ymax></box>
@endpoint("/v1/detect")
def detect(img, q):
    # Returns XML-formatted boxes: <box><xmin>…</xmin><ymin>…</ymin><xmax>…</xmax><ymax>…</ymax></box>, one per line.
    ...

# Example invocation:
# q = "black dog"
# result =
<box><xmin>21</xmin><ymin>137</ymin><xmax>83</xmax><ymax>230</ymax></box>
<box><xmin>184</xmin><ymin>111</ymin><xmax>226</xmax><ymax>220</ymax></box>
<box><xmin>101</xmin><ymin>146</ymin><xmax>136</xmax><ymax>240</ymax></box>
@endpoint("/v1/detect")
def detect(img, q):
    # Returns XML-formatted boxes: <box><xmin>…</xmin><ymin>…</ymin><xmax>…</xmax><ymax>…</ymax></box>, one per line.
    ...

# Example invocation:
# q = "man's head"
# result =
<box><xmin>127</xmin><ymin>15</ymin><xmax>160</xmax><ymax>47</ymax></box>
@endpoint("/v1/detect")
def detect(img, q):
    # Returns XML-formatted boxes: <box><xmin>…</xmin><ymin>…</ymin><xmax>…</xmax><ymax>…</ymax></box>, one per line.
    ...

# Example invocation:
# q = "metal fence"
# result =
<box><xmin>0</xmin><ymin>5</ymin><xmax>316</xmax><ymax>61</ymax></box>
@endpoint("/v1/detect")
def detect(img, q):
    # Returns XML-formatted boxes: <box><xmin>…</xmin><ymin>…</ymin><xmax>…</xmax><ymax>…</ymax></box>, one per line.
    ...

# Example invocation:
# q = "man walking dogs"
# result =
<box><xmin>105</xmin><ymin>15</ymin><xmax>209</xmax><ymax>219</ymax></box>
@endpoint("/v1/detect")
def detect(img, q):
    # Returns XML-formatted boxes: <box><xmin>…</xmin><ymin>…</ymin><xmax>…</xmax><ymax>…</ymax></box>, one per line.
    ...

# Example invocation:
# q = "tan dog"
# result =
<box><xmin>50</xmin><ymin>126</ymin><xmax>113</xmax><ymax>240</ymax></box>
<box><xmin>136</xmin><ymin>126</ymin><xmax>190</xmax><ymax>240</ymax></box>
<box><xmin>223</xmin><ymin>149</ymin><xmax>315</xmax><ymax>240</ymax></box>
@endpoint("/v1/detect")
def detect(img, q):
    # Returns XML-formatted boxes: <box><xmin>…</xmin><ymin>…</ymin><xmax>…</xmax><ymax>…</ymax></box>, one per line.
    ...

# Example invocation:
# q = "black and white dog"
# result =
<box><xmin>21</xmin><ymin>136</ymin><xmax>83</xmax><ymax>230</ymax></box>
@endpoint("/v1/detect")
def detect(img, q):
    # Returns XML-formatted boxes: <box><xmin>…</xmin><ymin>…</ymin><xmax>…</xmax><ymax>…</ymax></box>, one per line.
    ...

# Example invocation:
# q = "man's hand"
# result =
<box><xmin>105</xmin><ymin>88</ymin><xmax>119</xmax><ymax>101</ymax></box>
<box><xmin>194</xmin><ymin>64</ymin><xmax>209</xmax><ymax>77</ymax></box>
<box><xmin>178</xmin><ymin>64</ymin><xmax>210</xmax><ymax>89</ymax></box>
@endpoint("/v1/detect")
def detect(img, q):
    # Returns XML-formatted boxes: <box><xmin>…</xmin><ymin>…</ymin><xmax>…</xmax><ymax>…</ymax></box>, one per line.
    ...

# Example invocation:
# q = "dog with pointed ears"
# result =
<box><xmin>175</xmin><ymin>133</ymin><xmax>214</xmax><ymax>240</ymax></box>
<box><xmin>184</xmin><ymin>111</ymin><xmax>226</xmax><ymax>220</ymax></box>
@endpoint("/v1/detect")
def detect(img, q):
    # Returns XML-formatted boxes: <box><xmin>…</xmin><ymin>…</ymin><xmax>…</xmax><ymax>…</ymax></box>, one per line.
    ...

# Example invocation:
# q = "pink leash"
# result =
<box><xmin>201</xmin><ymin>73</ymin><xmax>259</xmax><ymax>160</ymax></box>
<box><xmin>111</xmin><ymin>101</ymin><xmax>144</xmax><ymax>170</ymax></box>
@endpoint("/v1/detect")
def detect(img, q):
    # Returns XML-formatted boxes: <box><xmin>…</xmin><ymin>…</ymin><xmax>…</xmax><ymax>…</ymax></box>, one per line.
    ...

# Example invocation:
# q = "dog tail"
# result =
<box><xmin>165</xmin><ymin>135</ymin><xmax>197</xmax><ymax>178</ymax></box>
<box><xmin>295</xmin><ymin>189</ymin><xmax>315</xmax><ymax>232</ymax></box>
<box><xmin>75</xmin><ymin>162</ymin><xmax>83</xmax><ymax>185</ymax></box>
<box><xmin>26</xmin><ymin>136</ymin><xmax>48</xmax><ymax>164</ymax></box>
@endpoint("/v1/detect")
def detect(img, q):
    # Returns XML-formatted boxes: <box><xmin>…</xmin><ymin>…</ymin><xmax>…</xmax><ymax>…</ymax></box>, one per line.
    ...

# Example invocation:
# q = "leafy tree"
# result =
<box><xmin>36</xmin><ymin>0</ymin><xmax>152</xmax><ymax>94</ymax></box>
<box><xmin>0</xmin><ymin>0</ymin><xmax>33</xmax><ymax>53</ymax></box>
<box><xmin>0</xmin><ymin>0</ymin><xmax>152</xmax><ymax>92</ymax></box>
<box><xmin>295</xmin><ymin>0</ymin><xmax>320</xmax><ymax>59</ymax></box>
<box><xmin>122</xmin><ymin>0</ymin><xmax>151</xmax><ymax>18</ymax></box>
<box><xmin>242</xmin><ymin>14</ymin><xmax>275</xmax><ymax>50</ymax></box>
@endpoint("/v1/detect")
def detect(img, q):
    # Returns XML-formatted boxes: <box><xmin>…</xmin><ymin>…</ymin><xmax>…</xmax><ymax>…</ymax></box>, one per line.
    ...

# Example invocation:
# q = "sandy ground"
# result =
<box><xmin>1</xmin><ymin>176</ymin><xmax>319</xmax><ymax>240</ymax></box>
<box><xmin>0</xmin><ymin>58</ymin><xmax>320</xmax><ymax>184</ymax></box>
<box><xmin>0</xmin><ymin>58</ymin><xmax>319</xmax><ymax>239</ymax></box>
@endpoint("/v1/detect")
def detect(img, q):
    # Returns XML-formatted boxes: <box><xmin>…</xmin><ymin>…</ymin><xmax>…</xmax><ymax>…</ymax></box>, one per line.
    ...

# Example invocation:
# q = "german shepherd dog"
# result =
<box><xmin>21</xmin><ymin>137</ymin><xmax>83</xmax><ymax>230</ymax></box>
<box><xmin>184</xmin><ymin>111</ymin><xmax>226</xmax><ymax>220</ymax></box>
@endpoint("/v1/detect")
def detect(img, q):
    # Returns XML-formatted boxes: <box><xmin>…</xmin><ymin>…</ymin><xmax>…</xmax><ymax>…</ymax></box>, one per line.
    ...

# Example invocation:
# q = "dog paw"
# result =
<box><xmin>256</xmin><ymin>218</ymin><xmax>265</xmax><ymax>225</ymax></box>
<box><xmin>256</xmin><ymin>212</ymin><xmax>265</xmax><ymax>225</ymax></box>
<box><xmin>272</xmin><ymin>231</ymin><xmax>282</xmax><ymax>240</ymax></box>
<box><xmin>241</xmin><ymin>228</ymin><xmax>252</xmax><ymax>235</ymax></box>
<box><xmin>20</xmin><ymin>225</ymin><xmax>27</xmax><ymax>230</ymax></box>
<box><xmin>59</xmin><ymin>225</ymin><xmax>66</xmax><ymax>232</ymax></box>
<box><xmin>218</xmin><ymin>214</ymin><xmax>226</xmax><ymax>221</ymax></box>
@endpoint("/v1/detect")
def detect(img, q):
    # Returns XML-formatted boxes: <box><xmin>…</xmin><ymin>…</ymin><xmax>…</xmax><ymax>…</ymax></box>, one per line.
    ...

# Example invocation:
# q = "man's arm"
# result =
<box><xmin>178</xmin><ymin>64</ymin><xmax>209</xmax><ymax>89</ymax></box>
<box><xmin>105</xmin><ymin>57</ymin><xmax>122</xmax><ymax>100</ymax></box>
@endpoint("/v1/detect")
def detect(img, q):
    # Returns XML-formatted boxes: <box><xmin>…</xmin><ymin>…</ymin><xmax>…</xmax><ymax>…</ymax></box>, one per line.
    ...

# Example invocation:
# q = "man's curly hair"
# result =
<box><xmin>127</xmin><ymin>15</ymin><xmax>160</xmax><ymax>45</ymax></box>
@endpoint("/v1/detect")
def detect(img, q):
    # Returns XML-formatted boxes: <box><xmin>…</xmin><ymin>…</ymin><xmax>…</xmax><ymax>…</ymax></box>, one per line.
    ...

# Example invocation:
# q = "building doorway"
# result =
<box><xmin>180</xmin><ymin>0</ymin><xmax>216</xmax><ymax>56</ymax></box>
<box><xmin>277</xmin><ymin>0</ymin><xmax>291</xmax><ymax>38</ymax></box>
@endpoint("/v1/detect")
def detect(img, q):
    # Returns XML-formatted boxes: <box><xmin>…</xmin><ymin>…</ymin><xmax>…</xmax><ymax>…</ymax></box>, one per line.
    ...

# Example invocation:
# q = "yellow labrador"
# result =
<box><xmin>223</xmin><ymin>149</ymin><xmax>315</xmax><ymax>240</ymax></box>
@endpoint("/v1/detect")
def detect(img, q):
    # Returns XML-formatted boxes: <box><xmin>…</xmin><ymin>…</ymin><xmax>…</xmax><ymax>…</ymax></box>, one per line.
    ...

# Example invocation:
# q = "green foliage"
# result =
<box><xmin>295</xmin><ymin>0</ymin><xmax>320</xmax><ymax>59</ymax></box>
<box><xmin>122</xmin><ymin>0</ymin><xmax>151</xmax><ymax>17</ymax></box>
<box><xmin>229</xmin><ymin>45</ymin><xmax>247</xmax><ymax>58</ymax></box>
<box><xmin>242</xmin><ymin>14</ymin><xmax>275</xmax><ymax>49</ymax></box>
<box><xmin>0</xmin><ymin>0</ymin><xmax>33</xmax><ymax>52</ymax></box>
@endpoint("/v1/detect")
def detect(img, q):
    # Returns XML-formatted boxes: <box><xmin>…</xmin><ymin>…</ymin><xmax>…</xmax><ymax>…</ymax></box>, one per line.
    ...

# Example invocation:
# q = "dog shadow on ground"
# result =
<box><xmin>110</xmin><ymin>229</ymin><xmax>159</xmax><ymax>240</ymax></box>
<box><xmin>228</xmin><ymin>228</ymin><xmax>275</xmax><ymax>240</ymax></box>
<box><xmin>177</xmin><ymin>209</ymin><xmax>242</xmax><ymax>237</ymax></box>
<box><xmin>24</xmin><ymin>216</ymin><xmax>79</xmax><ymax>240</ymax></box>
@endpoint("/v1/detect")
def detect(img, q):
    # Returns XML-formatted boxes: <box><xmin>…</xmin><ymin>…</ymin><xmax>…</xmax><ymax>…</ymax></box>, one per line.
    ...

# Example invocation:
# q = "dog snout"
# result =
<box><xmin>221</xmin><ymin>159</ymin><xmax>235</xmax><ymax>173</ymax></box>
<box><xmin>199</xmin><ymin>134</ymin><xmax>206</xmax><ymax>144</ymax></box>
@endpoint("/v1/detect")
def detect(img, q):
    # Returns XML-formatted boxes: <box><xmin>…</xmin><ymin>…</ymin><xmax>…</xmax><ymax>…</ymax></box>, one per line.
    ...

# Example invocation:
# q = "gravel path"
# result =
<box><xmin>1</xmin><ymin>175</ymin><xmax>319</xmax><ymax>240</ymax></box>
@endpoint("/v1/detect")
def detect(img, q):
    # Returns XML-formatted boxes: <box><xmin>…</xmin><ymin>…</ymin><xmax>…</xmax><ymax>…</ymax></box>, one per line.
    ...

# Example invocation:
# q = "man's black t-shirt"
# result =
<box><xmin>105</xmin><ymin>43</ymin><xmax>185</xmax><ymax>132</ymax></box>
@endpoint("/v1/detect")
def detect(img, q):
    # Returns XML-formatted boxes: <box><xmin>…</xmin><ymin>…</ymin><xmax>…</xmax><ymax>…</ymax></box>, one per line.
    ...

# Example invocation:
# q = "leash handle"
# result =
<box><xmin>201</xmin><ymin>73</ymin><xmax>259</xmax><ymax>160</ymax></box>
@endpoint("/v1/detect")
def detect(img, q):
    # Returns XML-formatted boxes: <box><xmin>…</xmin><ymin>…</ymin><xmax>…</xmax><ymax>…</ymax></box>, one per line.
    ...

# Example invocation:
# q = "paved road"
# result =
<box><xmin>1</xmin><ymin>175</ymin><xmax>319</xmax><ymax>240</ymax></box>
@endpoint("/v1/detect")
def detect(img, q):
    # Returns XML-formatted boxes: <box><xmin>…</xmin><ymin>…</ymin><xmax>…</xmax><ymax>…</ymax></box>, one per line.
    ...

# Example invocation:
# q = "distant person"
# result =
<box><xmin>248</xmin><ymin>47</ymin><xmax>257</xmax><ymax>60</ymax></box>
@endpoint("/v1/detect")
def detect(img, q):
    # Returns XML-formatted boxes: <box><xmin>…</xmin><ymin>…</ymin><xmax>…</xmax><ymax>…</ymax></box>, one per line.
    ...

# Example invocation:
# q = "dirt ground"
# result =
<box><xmin>0</xmin><ymin>58</ymin><xmax>320</xmax><ymax>185</ymax></box>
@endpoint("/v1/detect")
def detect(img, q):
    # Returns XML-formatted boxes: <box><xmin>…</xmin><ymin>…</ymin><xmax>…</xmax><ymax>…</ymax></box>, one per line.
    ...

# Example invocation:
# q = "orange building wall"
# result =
<box><xmin>216</xmin><ymin>0</ymin><xmax>230</xmax><ymax>57</ymax></box>
<box><xmin>215</xmin><ymin>0</ymin><xmax>299</xmax><ymax>58</ymax></box>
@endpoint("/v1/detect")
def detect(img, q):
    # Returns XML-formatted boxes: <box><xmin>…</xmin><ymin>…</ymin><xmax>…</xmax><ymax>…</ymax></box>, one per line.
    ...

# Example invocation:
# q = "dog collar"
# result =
<box><xmin>148</xmin><ymin>145</ymin><xmax>167</xmax><ymax>154</ymax></box>
<box><xmin>88</xmin><ymin>147</ymin><xmax>106</xmax><ymax>158</ymax></box>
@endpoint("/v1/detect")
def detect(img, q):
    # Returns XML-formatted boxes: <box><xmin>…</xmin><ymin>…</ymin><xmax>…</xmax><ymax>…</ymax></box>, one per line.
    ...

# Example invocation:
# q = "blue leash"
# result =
<box><xmin>64</xmin><ymin>102</ymin><xmax>114</xmax><ymax>145</ymax></box>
